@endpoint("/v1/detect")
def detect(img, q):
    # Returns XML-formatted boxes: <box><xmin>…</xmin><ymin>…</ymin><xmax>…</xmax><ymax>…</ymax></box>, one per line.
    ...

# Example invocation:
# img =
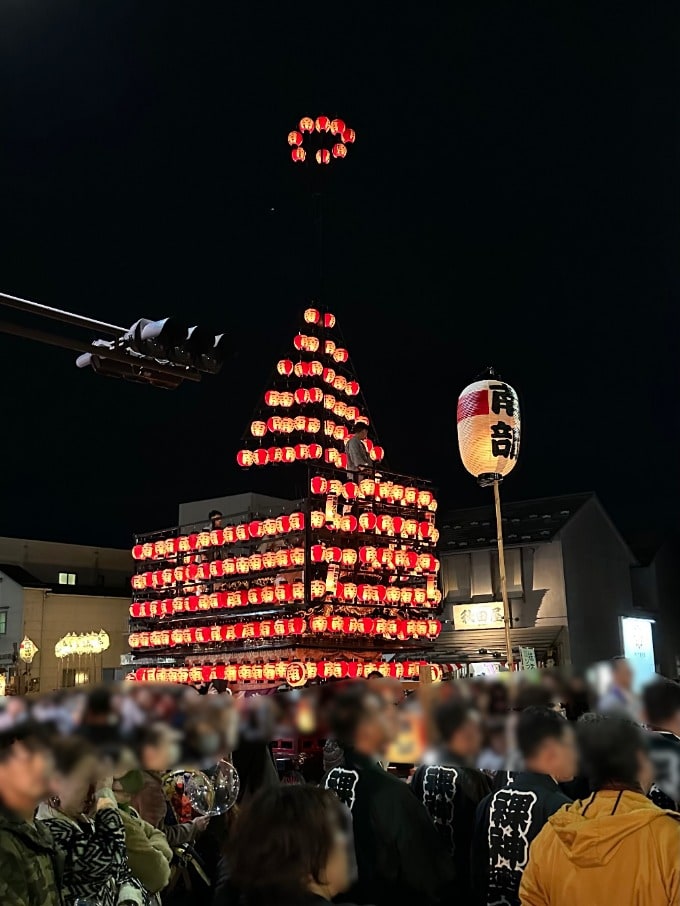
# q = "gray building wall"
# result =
<box><xmin>0</xmin><ymin>537</ymin><xmax>130</xmax><ymax>590</ymax></box>
<box><xmin>178</xmin><ymin>493</ymin><xmax>298</xmax><ymax>530</ymax></box>
<box><xmin>559</xmin><ymin>497</ymin><xmax>638</xmax><ymax>670</ymax></box>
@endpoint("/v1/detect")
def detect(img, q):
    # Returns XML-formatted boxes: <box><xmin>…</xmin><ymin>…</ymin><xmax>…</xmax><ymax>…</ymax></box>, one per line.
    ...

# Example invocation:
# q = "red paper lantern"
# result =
<box><xmin>277</xmin><ymin>358</ymin><xmax>293</xmax><ymax>376</ymax></box>
<box><xmin>294</xmin><ymin>388</ymin><xmax>310</xmax><ymax>405</ymax></box>
<box><xmin>264</xmin><ymin>390</ymin><xmax>280</xmax><ymax>406</ymax></box>
<box><xmin>340</xmin><ymin>514</ymin><xmax>358</xmax><ymax>533</ymax></box>
<box><xmin>371</xmin><ymin>445</ymin><xmax>385</xmax><ymax>462</ymax></box>
<box><xmin>332</xmin><ymin>347</ymin><xmax>349</xmax><ymax>363</ymax></box>
<box><xmin>253</xmin><ymin>449</ymin><xmax>269</xmax><ymax>466</ymax></box>
<box><xmin>283</xmin><ymin>446</ymin><xmax>296</xmax><ymax>463</ymax></box>
<box><xmin>300</xmin><ymin>117</ymin><xmax>314</xmax><ymax>132</ymax></box>
<box><xmin>324</xmin><ymin>312</ymin><xmax>336</xmax><ymax>328</ymax></box>
<box><xmin>346</xmin><ymin>380</ymin><xmax>360</xmax><ymax>396</ymax></box>
<box><xmin>330</xmin><ymin>118</ymin><xmax>346</xmax><ymax>135</ymax></box>
<box><xmin>293</xmin><ymin>335</ymin><xmax>305</xmax><ymax>351</ymax></box>
<box><xmin>294</xmin><ymin>361</ymin><xmax>310</xmax><ymax>378</ymax></box>
<box><xmin>311</xmin><ymin>475</ymin><xmax>328</xmax><ymax>495</ymax></box>
<box><xmin>309</xmin><ymin>387</ymin><xmax>323</xmax><ymax>404</ymax></box>
<box><xmin>315</xmin><ymin>115</ymin><xmax>330</xmax><ymax>132</ymax></box>
<box><xmin>295</xmin><ymin>443</ymin><xmax>309</xmax><ymax>460</ymax></box>
<box><xmin>341</xmin><ymin>128</ymin><xmax>356</xmax><ymax>144</ymax></box>
<box><xmin>288</xmin><ymin>130</ymin><xmax>302</xmax><ymax>147</ymax></box>
<box><xmin>237</xmin><ymin>450</ymin><xmax>253</xmax><ymax>467</ymax></box>
<box><xmin>291</xmin><ymin>147</ymin><xmax>306</xmax><ymax>163</ymax></box>
<box><xmin>359</xmin><ymin>512</ymin><xmax>377</xmax><ymax>532</ymax></box>
<box><xmin>316</xmin><ymin>149</ymin><xmax>330</xmax><ymax>165</ymax></box>
<box><xmin>311</xmin><ymin>544</ymin><xmax>325</xmax><ymax>563</ymax></box>
<box><xmin>332</xmin><ymin>143</ymin><xmax>347</xmax><ymax>159</ymax></box>
<box><xmin>304</xmin><ymin>307</ymin><xmax>320</xmax><ymax>324</ymax></box>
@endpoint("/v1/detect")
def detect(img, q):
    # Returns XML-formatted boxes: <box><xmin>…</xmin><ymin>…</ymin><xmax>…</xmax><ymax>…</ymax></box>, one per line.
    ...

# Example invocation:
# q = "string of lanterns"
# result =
<box><xmin>129</xmin><ymin>616</ymin><xmax>442</xmax><ymax>650</ymax></box>
<box><xmin>55</xmin><ymin>630</ymin><xmax>110</xmax><ymax>659</ymax></box>
<box><xmin>288</xmin><ymin>117</ymin><xmax>356</xmax><ymax>165</ymax></box>
<box><xmin>310</xmin><ymin>477</ymin><xmax>436</xmax><ymax>508</ymax></box>
<box><xmin>132</xmin><ymin>659</ymin><xmax>429</xmax><ymax>686</ymax></box>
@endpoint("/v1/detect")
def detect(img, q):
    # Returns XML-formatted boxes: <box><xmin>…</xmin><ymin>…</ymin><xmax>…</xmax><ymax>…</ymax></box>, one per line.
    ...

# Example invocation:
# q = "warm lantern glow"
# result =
<box><xmin>288</xmin><ymin>131</ymin><xmax>303</xmax><ymax>147</ymax></box>
<box><xmin>324</xmin><ymin>312</ymin><xmax>336</xmax><ymax>328</ymax></box>
<box><xmin>237</xmin><ymin>450</ymin><xmax>252</xmax><ymax>467</ymax></box>
<box><xmin>330</xmin><ymin>118</ymin><xmax>346</xmax><ymax>135</ymax></box>
<box><xmin>457</xmin><ymin>379</ymin><xmax>521</xmax><ymax>481</ymax></box>
<box><xmin>291</xmin><ymin>147</ymin><xmax>306</xmax><ymax>163</ymax></box>
<box><xmin>332</xmin><ymin>143</ymin><xmax>347</xmax><ymax>159</ymax></box>
<box><xmin>316</xmin><ymin>149</ymin><xmax>331</xmax><ymax>165</ymax></box>
<box><xmin>250</xmin><ymin>420</ymin><xmax>266</xmax><ymax>437</ymax></box>
<box><xmin>341</xmin><ymin>128</ymin><xmax>356</xmax><ymax>144</ymax></box>
<box><xmin>304</xmin><ymin>307</ymin><xmax>320</xmax><ymax>324</ymax></box>
<box><xmin>300</xmin><ymin>116</ymin><xmax>314</xmax><ymax>133</ymax></box>
<box><xmin>315</xmin><ymin>115</ymin><xmax>330</xmax><ymax>132</ymax></box>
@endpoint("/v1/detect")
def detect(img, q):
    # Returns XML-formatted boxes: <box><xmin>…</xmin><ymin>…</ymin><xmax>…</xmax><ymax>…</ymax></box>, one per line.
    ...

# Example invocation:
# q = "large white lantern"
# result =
<box><xmin>457</xmin><ymin>379</ymin><xmax>520</xmax><ymax>485</ymax></box>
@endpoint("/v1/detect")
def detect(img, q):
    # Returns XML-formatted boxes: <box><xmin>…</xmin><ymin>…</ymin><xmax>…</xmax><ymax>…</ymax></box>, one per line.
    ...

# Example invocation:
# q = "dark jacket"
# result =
<box><xmin>0</xmin><ymin>803</ymin><xmax>64</xmax><ymax>906</ymax></box>
<box><xmin>411</xmin><ymin>750</ymin><xmax>492</xmax><ymax>901</ymax></box>
<box><xmin>471</xmin><ymin>771</ymin><xmax>571</xmax><ymax>906</ymax></box>
<box><xmin>647</xmin><ymin>730</ymin><xmax>680</xmax><ymax>810</ymax></box>
<box><xmin>324</xmin><ymin>749</ymin><xmax>455</xmax><ymax>906</ymax></box>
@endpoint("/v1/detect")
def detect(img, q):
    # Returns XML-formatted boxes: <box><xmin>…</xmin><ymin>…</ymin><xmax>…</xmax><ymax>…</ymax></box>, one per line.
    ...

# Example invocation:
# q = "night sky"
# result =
<box><xmin>0</xmin><ymin>3</ymin><xmax>677</xmax><ymax>549</ymax></box>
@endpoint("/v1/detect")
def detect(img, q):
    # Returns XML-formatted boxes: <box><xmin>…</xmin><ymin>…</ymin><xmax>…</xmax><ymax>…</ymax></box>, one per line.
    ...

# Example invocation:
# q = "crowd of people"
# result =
<box><xmin>0</xmin><ymin>660</ymin><xmax>678</xmax><ymax>906</ymax></box>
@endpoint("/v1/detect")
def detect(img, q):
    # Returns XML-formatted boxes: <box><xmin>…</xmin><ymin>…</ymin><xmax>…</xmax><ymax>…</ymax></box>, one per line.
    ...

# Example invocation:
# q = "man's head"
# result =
<box><xmin>434</xmin><ymin>700</ymin><xmax>483</xmax><ymax>761</ymax></box>
<box><xmin>0</xmin><ymin>724</ymin><xmax>54</xmax><ymax>818</ymax></box>
<box><xmin>135</xmin><ymin>722</ymin><xmax>182</xmax><ymax>773</ymax></box>
<box><xmin>577</xmin><ymin>713</ymin><xmax>653</xmax><ymax>793</ymax></box>
<box><xmin>329</xmin><ymin>685</ymin><xmax>390</xmax><ymax>758</ymax></box>
<box><xmin>209</xmin><ymin>510</ymin><xmax>223</xmax><ymax>528</ymax></box>
<box><xmin>642</xmin><ymin>679</ymin><xmax>680</xmax><ymax>735</ymax></box>
<box><xmin>517</xmin><ymin>706</ymin><xmax>577</xmax><ymax>783</ymax></box>
<box><xmin>611</xmin><ymin>656</ymin><xmax>634</xmax><ymax>692</ymax></box>
<box><xmin>354</xmin><ymin>424</ymin><xmax>368</xmax><ymax>440</ymax></box>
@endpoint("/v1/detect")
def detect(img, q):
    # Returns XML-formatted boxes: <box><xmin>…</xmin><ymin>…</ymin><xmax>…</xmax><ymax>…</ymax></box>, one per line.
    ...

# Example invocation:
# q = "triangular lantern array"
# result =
<box><xmin>127</xmin><ymin>308</ymin><xmax>443</xmax><ymax>687</ymax></box>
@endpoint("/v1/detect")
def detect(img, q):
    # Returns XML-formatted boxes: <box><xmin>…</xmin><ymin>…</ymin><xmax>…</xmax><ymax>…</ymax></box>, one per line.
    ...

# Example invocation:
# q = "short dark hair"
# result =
<box><xmin>434</xmin><ymin>700</ymin><xmax>476</xmax><ymax>743</ymax></box>
<box><xmin>514</xmin><ymin>685</ymin><xmax>554</xmax><ymax>712</ymax></box>
<box><xmin>577</xmin><ymin>714</ymin><xmax>646</xmax><ymax>791</ymax></box>
<box><xmin>0</xmin><ymin>722</ymin><xmax>51</xmax><ymax>764</ymax></box>
<box><xmin>84</xmin><ymin>687</ymin><xmax>113</xmax><ymax>716</ymax></box>
<box><xmin>643</xmin><ymin>679</ymin><xmax>680</xmax><ymax>728</ymax></box>
<box><xmin>51</xmin><ymin>736</ymin><xmax>96</xmax><ymax>775</ymax></box>
<box><xmin>516</xmin><ymin>706</ymin><xmax>568</xmax><ymax>760</ymax></box>
<box><xmin>231</xmin><ymin>785</ymin><xmax>347</xmax><ymax>904</ymax></box>
<box><xmin>328</xmin><ymin>684</ymin><xmax>382</xmax><ymax>749</ymax></box>
<box><xmin>354</xmin><ymin>423</ymin><xmax>368</xmax><ymax>434</ymax></box>
<box><xmin>209</xmin><ymin>510</ymin><xmax>223</xmax><ymax>520</ymax></box>
<box><xmin>365</xmin><ymin>671</ymin><xmax>383</xmax><ymax>680</ymax></box>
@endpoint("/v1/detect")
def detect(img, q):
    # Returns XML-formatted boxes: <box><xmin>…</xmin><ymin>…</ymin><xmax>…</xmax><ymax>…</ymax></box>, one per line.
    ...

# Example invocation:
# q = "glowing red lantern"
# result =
<box><xmin>323</xmin><ymin>367</ymin><xmax>336</xmax><ymax>384</ymax></box>
<box><xmin>293</xmin><ymin>335</ymin><xmax>305</xmax><ymax>351</ymax></box>
<box><xmin>291</xmin><ymin>147</ymin><xmax>306</xmax><ymax>163</ymax></box>
<box><xmin>304</xmin><ymin>307</ymin><xmax>320</xmax><ymax>324</ymax></box>
<box><xmin>418</xmin><ymin>489</ymin><xmax>434</xmax><ymax>507</ymax></box>
<box><xmin>332</xmin><ymin>143</ymin><xmax>347</xmax><ymax>159</ymax></box>
<box><xmin>340</xmin><ymin>514</ymin><xmax>358</xmax><ymax>533</ymax></box>
<box><xmin>294</xmin><ymin>388</ymin><xmax>309</xmax><ymax>405</ymax></box>
<box><xmin>341</xmin><ymin>128</ymin><xmax>356</xmax><ymax>144</ymax></box>
<box><xmin>280</xmin><ymin>391</ymin><xmax>294</xmax><ymax>408</ymax></box>
<box><xmin>342</xmin><ymin>548</ymin><xmax>358</xmax><ymax>567</ymax></box>
<box><xmin>325</xmin><ymin>546</ymin><xmax>342</xmax><ymax>563</ymax></box>
<box><xmin>333</xmin><ymin>375</ymin><xmax>347</xmax><ymax>392</ymax></box>
<box><xmin>324</xmin><ymin>312</ymin><xmax>336</xmax><ymax>328</ymax></box>
<box><xmin>309</xmin><ymin>387</ymin><xmax>324</xmax><ymax>404</ymax></box>
<box><xmin>295</xmin><ymin>443</ymin><xmax>309</xmax><ymax>460</ymax></box>
<box><xmin>332</xmin><ymin>347</ymin><xmax>349</xmax><ymax>363</ymax></box>
<box><xmin>310</xmin><ymin>579</ymin><xmax>326</xmax><ymax>599</ymax></box>
<box><xmin>311</xmin><ymin>511</ymin><xmax>325</xmax><ymax>529</ymax></box>
<box><xmin>325</xmin><ymin>339</ymin><xmax>336</xmax><ymax>356</ymax></box>
<box><xmin>316</xmin><ymin>149</ymin><xmax>330</xmax><ymax>165</ymax></box>
<box><xmin>359</xmin><ymin>546</ymin><xmax>377</xmax><ymax>564</ymax></box>
<box><xmin>342</xmin><ymin>582</ymin><xmax>357</xmax><ymax>602</ymax></box>
<box><xmin>371</xmin><ymin>445</ymin><xmax>385</xmax><ymax>462</ymax></box>
<box><xmin>249</xmin><ymin>520</ymin><xmax>263</xmax><ymax>538</ymax></box>
<box><xmin>315</xmin><ymin>115</ymin><xmax>330</xmax><ymax>133</ymax></box>
<box><xmin>253</xmin><ymin>449</ymin><xmax>269</xmax><ymax>466</ymax></box>
<box><xmin>330</xmin><ymin>118</ymin><xmax>346</xmax><ymax>135</ymax></box>
<box><xmin>346</xmin><ymin>380</ymin><xmax>360</xmax><ymax>396</ymax></box>
<box><xmin>308</xmin><ymin>443</ymin><xmax>322</xmax><ymax>459</ymax></box>
<box><xmin>277</xmin><ymin>358</ymin><xmax>293</xmax><ymax>376</ymax></box>
<box><xmin>307</xmin><ymin>417</ymin><xmax>321</xmax><ymax>433</ymax></box>
<box><xmin>419</xmin><ymin>521</ymin><xmax>433</xmax><ymax>539</ymax></box>
<box><xmin>283</xmin><ymin>446</ymin><xmax>296</xmax><ymax>463</ymax></box>
<box><xmin>288</xmin><ymin>130</ymin><xmax>302</xmax><ymax>147</ymax></box>
<box><xmin>264</xmin><ymin>390</ymin><xmax>280</xmax><ymax>406</ymax></box>
<box><xmin>343</xmin><ymin>481</ymin><xmax>358</xmax><ymax>500</ymax></box>
<box><xmin>237</xmin><ymin>450</ymin><xmax>253</xmax><ymax>467</ymax></box>
<box><xmin>377</xmin><ymin>515</ymin><xmax>393</xmax><ymax>534</ymax></box>
<box><xmin>359</xmin><ymin>512</ymin><xmax>377</xmax><ymax>532</ymax></box>
<box><xmin>359</xmin><ymin>477</ymin><xmax>376</xmax><ymax>498</ymax></box>
<box><xmin>294</xmin><ymin>361</ymin><xmax>310</xmax><ymax>378</ymax></box>
<box><xmin>300</xmin><ymin>117</ymin><xmax>314</xmax><ymax>133</ymax></box>
<box><xmin>132</xmin><ymin>544</ymin><xmax>144</xmax><ymax>560</ymax></box>
<box><xmin>311</xmin><ymin>475</ymin><xmax>327</xmax><ymax>494</ymax></box>
<box><xmin>267</xmin><ymin>416</ymin><xmax>281</xmax><ymax>433</ymax></box>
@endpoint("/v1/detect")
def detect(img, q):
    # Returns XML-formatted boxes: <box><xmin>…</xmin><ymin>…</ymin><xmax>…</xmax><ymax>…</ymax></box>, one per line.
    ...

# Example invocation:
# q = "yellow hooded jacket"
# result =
<box><xmin>520</xmin><ymin>789</ymin><xmax>680</xmax><ymax>906</ymax></box>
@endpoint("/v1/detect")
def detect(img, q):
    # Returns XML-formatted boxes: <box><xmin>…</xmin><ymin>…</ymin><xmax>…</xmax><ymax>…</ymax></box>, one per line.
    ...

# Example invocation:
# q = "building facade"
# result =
<box><xmin>436</xmin><ymin>493</ymin><xmax>669</xmax><ymax>676</ymax></box>
<box><xmin>0</xmin><ymin>537</ymin><xmax>131</xmax><ymax>692</ymax></box>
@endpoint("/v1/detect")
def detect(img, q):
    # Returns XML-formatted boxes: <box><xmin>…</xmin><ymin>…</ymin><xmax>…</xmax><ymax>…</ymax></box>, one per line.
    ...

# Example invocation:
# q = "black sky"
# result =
<box><xmin>0</xmin><ymin>3</ymin><xmax>678</xmax><ymax>548</ymax></box>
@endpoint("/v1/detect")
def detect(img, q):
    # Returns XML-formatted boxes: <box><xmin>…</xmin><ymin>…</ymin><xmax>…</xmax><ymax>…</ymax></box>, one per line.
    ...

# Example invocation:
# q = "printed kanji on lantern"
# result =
<box><xmin>457</xmin><ymin>379</ymin><xmax>521</xmax><ymax>481</ymax></box>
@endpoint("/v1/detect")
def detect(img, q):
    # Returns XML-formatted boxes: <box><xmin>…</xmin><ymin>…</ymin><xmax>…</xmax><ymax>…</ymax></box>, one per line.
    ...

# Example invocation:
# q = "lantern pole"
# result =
<box><xmin>492</xmin><ymin>478</ymin><xmax>513</xmax><ymax>671</ymax></box>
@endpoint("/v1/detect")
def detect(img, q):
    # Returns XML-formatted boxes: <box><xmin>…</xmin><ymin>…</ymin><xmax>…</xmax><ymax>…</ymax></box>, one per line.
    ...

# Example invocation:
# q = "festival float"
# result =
<box><xmin>126</xmin><ymin>120</ymin><xmax>445</xmax><ymax>688</ymax></box>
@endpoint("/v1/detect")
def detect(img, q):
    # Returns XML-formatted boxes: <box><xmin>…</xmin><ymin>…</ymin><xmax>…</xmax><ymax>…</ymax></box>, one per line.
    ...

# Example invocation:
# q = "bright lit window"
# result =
<box><xmin>0</xmin><ymin>611</ymin><xmax>7</xmax><ymax>635</ymax></box>
<box><xmin>58</xmin><ymin>573</ymin><xmax>77</xmax><ymax>586</ymax></box>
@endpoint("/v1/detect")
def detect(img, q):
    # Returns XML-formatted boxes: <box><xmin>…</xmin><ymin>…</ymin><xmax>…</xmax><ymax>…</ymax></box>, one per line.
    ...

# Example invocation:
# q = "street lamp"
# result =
<box><xmin>457</xmin><ymin>373</ymin><xmax>521</xmax><ymax>669</ymax></box>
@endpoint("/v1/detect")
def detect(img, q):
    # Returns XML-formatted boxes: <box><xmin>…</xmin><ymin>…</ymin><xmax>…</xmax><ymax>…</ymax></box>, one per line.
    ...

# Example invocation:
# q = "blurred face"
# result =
<box><xmin>356</xmin><ymin>696</ymin><xmax>390</xmax><ymax>756</ymax></box>
<box><xmin>0</xmin><ymin>743</ymin><xmax>53</xmax><ymax>815</ymax></box>
<box><xmin>614</xmin><ymin>660</ymin><xmax>633</xmax><ymax>692</ymax></box>
<box><xmin>51</xmin><ymin>754</ymin><xmax>97</xmax><ymax>817</ymax></box>
<box><xmin>313</xmin><ymin>817</ymin><xmax>352</xmax><ymax>898</ymax></box>
<box><xmin>450</xmin><ymin>713</ymin><xmax>483</xmax><ymax>760</ymax></box>
<box><xmin>544</xmin><ymin>724</ymin><xmax>578</xmax><ymax>783</ymax></box>
<box><xmin>142</xmin><ymin>735</ymin><xmax>181</xmax><ymax>773</ymax></box>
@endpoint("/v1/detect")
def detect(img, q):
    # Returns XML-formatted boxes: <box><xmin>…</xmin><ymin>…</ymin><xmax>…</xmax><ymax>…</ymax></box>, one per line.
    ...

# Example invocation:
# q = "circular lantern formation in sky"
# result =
<box><xmin>288</xmin><ymin>116</ymin><xmax>356</xmax><ymax>165</ymax></box>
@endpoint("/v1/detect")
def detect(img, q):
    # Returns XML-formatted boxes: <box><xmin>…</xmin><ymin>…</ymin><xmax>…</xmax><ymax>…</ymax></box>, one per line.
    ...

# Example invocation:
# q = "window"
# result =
<box><xmin>58</xmin><ymin>572</ymin><xmax>77</xmax><ymax>586</ymax></box>
<box><xmin>62</xmin><ymin>668</ymin><xmax>90</xmax><ymax>687</ymax></box>
<box><xmin>0</xmin><ymin>610</ymin><xmax>7</xmax><ymax>635</ymax></box>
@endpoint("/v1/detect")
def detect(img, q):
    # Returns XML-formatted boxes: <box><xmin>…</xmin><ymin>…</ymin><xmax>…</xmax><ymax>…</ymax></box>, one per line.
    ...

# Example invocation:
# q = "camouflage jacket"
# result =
<box><xmin>0</xmin><ymin>804</ymin><xmax>64</xmax><ymax>906</ymax></box>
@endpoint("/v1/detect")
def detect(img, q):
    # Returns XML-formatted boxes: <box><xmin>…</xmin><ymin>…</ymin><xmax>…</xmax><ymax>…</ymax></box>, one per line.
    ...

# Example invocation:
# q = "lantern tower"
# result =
<box><xmin>127</xmin><ymin>308</ymin><xmax>444</xmax><ymax>687</ymax></box>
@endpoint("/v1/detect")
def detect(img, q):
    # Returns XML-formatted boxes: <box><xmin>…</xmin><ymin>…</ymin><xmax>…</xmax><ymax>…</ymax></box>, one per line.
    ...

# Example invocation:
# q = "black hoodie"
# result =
<box><xmin>471</xmin><ymin>771</ymin><xmax>571</xmax><ymax>906</ymax></box>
